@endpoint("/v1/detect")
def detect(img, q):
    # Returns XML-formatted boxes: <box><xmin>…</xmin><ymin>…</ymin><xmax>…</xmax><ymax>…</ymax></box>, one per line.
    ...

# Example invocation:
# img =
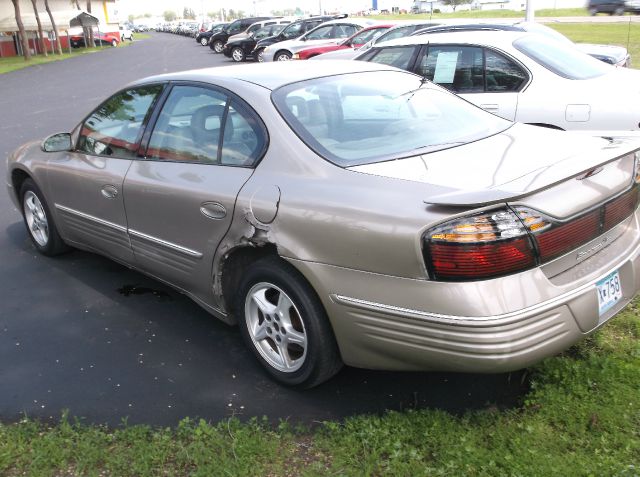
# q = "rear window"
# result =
<box><xmin>513</xmin><ymin>34</ymin><xmax>611</xmax><ymax>80</ymax></box>
<box><xmin>272</xmin><ymin>70</ymin><xmax>510</xmax><ymax>167</ymax></box>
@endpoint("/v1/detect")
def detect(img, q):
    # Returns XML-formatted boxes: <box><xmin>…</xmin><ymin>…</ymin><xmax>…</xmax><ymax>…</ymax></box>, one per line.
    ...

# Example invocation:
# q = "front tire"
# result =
<box><xmin>275</xmin><ymin>50</ymin><xmax>292</xmax><ymax>61</ymax></box>
<box><xmin>20</xmin><ymin>179</ymin><xmax>69</xmax><ymax>256</ymax></box>
<box><xmin>256</xmin><ymin>47</ymin><xmax>265</xmax><ymax>62</ymax></box>
<box><xmin>213</xmin><ymin>40</ymin><xmax>224</xmax><ymax>53</ymax></box>
<box><xmin>231</xmin><ymin>46</ymin><xmax>245</xmax><ymax>62</ymax></box>
<box><xmin>235</xmin><ymin>257</ymin><xmax>343</xmax><ymax>388</ymax></box>
<box><xmin>111</xmin><ymin>39</ymin><xmax>117</xmax><ymax>47</ymax></box>
<box><xmin>200</xmin><ymin>37</ymin><xmax>208</xmax><ymax>46</ymax></box>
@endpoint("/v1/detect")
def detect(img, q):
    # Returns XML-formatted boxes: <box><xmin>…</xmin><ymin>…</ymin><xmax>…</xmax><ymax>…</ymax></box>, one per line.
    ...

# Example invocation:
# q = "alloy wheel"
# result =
<box><xmin>23</xmin><ymin>191</ymin><xmax>49</xmax><ymax>247</ymax></box>
<box><xmin>244</xmin><ymin>282</ymin><xmax>307</xmax><ymax>373</ymax></box>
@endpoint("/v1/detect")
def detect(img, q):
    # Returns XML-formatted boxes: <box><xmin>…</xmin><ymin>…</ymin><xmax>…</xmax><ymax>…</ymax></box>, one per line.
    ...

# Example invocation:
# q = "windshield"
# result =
<box><xmin>513</xmin><ymin>34</ymin><xmax>611</xmax><ymax>80</ymax></box>
<box><xmin>281</xmin><ymin>22</ymin><xmax>304</xmax><ymax>39</ymax></box>
<box><xmin>272</xmin><ymin>71</ymin><xmax>510</xmax><ymax>167</ymax></box>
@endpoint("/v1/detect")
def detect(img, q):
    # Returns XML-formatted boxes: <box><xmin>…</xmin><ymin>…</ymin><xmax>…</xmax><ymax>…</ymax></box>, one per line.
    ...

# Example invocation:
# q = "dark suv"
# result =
<box><xmin>587</xmin><ymin>0</ymin><xmax>640</xmax><ymax>14</ymax></box>
<box><xmin>253</xmin><ymin>14</ymin><xmax>347</xmax><ymax>62</ymax></box>
<box><xmin>195</xmin><ymin>22</ymin><xmax>228</xmax><ymax>46</ymax></box>
<box><xmin>209</xmin><ymin>17</ymin><xmax>273</xmax><ymax>53</ymax></box>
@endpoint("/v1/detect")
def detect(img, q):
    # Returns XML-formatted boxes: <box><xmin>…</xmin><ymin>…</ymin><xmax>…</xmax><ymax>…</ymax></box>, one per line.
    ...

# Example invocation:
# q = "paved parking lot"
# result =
<box><xmin>0</xmin><ymin>33</ymin><xmax>527</xmax><ymax>427</ymax></box>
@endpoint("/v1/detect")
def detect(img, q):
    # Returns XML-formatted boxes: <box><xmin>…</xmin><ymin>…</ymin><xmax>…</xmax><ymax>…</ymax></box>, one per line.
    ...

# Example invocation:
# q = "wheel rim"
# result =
<box><xmin>23</xmin><ymin>191</ymin><xmax>49</xmax><ymax>247</ymax></box>
<box><xmin>112</xmin><ymin>40</ymin><xmax>117</xmax><ymax>47</ymax></box>
<box><xmin>276</xmin><ymin>53</ymin><xmax>291</xmax><ymax>61</ymax></box>
<box><xmin>245</xmin><ymin>282</ymin><xmax>307</xmax><ymax>373</ymax></box>
<box><xmin>257</xmin><ymin>49</ymin><xmax>264</xmax><ymax>62</ymax></box>
<box><xmin>214</xmin><ymin>41</ymin><xmax>223</xmax><ymax>53</ymax></box>
<box><xmin>232</xmin><ymin>48</ymin><xmax>244</xmax><ymax>62</ymax></box>
<box><xmin>201</xmin><ymin>37</ymin><xmax>208</xmax><ymax>46</ymax></box>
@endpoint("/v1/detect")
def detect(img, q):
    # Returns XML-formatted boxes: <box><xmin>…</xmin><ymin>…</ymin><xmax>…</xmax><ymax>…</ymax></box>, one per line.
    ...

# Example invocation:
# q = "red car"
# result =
<box><xmin>292</xmin><ymin>24</ymin><xmax>394</xmax><ymax>60</ymax></box>
<box><xmin>70</xmin><ymin>31</ymin><xmax>120</xmax><ymax>48</ymax></box>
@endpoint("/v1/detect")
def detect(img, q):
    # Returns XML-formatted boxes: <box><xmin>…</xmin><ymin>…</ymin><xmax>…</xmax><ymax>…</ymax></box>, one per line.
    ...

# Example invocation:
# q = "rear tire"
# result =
<box><xmin>20</xmin><ymin>179</ymin><xmax>69</xmax><ymax>256</ymax></box>
<box><xmin>256</xmin><ymin>47</ymin><xmax>265</xmax><ymax>62</ymax></box>
<box><xmin>235</xmin><ymin>257</ymin><xmax>343</xmax><ymax>388</ymax></box>
<box><xmin>200</xmin><ymin>37</ymin><xmax>208</xmax><ymax>46</ymax></box>
<box><xmin>111</xmin><ymin>39</ymin><xmax>117</xmax><ymax>47</ymax></box>
<box><xmin>213</xmin><ymin>40</ymin><xmax>224</xmax><ymax>53</ymax></box>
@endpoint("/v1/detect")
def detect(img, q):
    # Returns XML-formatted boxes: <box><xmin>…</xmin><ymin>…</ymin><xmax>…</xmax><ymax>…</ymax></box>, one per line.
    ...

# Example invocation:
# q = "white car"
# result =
<box><xmin>358</xmin><ymin>30</ymin><xmax>640</xmax><ymax>131</ymax></box>
<box><xmin>119</xmin><ymin>25</ymin><xmax>133</xmax><ymax>41</ymax></box>
<box><xmin>261</xmin><ymin>18</ymin><xmax>378</xmax><ymax>62</ymax></box>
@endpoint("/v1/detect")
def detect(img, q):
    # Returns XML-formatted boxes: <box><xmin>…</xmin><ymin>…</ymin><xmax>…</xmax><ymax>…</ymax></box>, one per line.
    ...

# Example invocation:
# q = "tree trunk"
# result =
<box><xmin>86</xmin><ymin>1</ymin><xmax>94</xmax><ymax>47</ymax></box>
<box><xmin>11</xmin><ymin>0</ymin><xmax>31</xmax><ymax>61</ymax></box>
<box><xmin>31</xmin><ymin>0</ymin><xmax>48</xmax><ymax>56</ymax></box>
<box><xmin>44</xmin><ymin>0</ymin><xmax>62</xmax><ymax>54</ymax></box>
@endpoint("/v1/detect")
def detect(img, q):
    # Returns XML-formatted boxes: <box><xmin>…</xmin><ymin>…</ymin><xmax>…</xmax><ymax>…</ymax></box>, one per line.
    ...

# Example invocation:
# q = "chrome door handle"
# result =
<box><xmin>480</xmin><ymin>104</ymin><xmax>499</xmax><ymax>111</ymax></box>
<box><xmin>200</xmin><ymin>202</ymin><xmax>226</xmax><ymax>220</ymax></box>
<box><xmin>101</xmin><ymin>185</ymin><xmax>119</xmax><ymax>199</ymax></box>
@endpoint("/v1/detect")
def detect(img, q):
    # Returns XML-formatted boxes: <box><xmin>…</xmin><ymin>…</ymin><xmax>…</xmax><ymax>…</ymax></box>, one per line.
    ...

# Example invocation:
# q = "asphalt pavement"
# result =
<box><xmin>0</xmin><ymin>33</ymin><xmax>527</xmax><ymax>427</ymax></box>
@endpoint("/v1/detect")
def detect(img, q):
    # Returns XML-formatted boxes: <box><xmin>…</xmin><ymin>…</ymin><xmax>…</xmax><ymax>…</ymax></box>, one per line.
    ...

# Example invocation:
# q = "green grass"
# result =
<box><xmin>375</xmin><ymin>7</ymin><xmax>587</xmax><ymax>20</ymax></box>
<box><xmin>0</xmin><ymin>300</ymin><xmax>638</xmax><ymax>476</ymax></box>
<box><xmin>0</xmin><ymin>35</ymin><xmax>149</xmax><ymax>75</ymax></box>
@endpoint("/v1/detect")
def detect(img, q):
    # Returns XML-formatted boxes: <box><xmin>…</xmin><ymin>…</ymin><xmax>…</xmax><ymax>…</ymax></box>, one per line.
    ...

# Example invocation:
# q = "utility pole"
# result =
<box><xmin>525</xmin><ymin>0</ymin><xmax>534</xmax><ymax>21</ymax></box>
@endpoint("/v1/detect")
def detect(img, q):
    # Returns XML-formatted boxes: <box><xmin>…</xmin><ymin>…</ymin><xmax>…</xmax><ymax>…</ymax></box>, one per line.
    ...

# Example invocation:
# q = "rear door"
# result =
<box><xmin>123</xmin><ymin>84</ymin><xmax>267</xmax><ymax>299</ymax></box>
<box><xmin>414</xmin><ymin>44</ymin><xmax>526</xmax><ymax>121</ymax></box>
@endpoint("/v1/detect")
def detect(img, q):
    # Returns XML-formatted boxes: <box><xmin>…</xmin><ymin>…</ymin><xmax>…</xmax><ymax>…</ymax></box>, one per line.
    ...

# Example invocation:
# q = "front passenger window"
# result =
<box><xmin>77</xmin><ymin>85</ymin><xmax>163</xmax><ymax>158</ymax></box>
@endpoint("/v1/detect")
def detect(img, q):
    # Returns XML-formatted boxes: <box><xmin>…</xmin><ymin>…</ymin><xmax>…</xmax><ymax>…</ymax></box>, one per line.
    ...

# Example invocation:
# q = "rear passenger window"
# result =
<box><xmin>485</xmin><ymin>49</ymin><xmax>528</xmax><ymax>92</ymax></box>
<box><xmin>368</xmin><ymin>46</ymin><xmax>417</xmax><ymax>71</ymax></box>
<box><xmin>418</xmin><ymin>46</ymin><xmax>484</xmax><ymax>93</ymax></box>
<box><xmin>146</xmin><ymin>86</ymin><xmax>266</xmax><ymax>167</ymax></box>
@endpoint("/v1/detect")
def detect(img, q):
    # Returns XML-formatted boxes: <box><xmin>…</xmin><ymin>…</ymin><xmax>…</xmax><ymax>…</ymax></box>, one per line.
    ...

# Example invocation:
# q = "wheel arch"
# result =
<box><xmin>11</xmin><ymin>167</ymin><xmax>32</xmax><ymax>203</ymax></box>
<box><xmin>526</xmin><ymin>123</ymin><xmax>565</xmax><ymax>131</ymax></box>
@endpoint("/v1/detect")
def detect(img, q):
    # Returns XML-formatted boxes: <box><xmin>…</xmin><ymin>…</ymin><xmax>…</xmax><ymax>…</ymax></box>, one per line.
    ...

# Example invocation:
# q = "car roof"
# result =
<box><xmin>377</xmin><ymin>29</ymin><xmax>529</xmax><ymax>48</ymax></box>
<box><xmin>132</xmin><ymin>61</ymin><xmax>400</xmax><ymax>91</ymax></box>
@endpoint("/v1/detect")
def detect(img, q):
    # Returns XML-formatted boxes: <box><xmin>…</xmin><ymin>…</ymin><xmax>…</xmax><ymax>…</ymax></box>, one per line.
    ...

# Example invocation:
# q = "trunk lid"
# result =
<box><xmin>349</xmin><ymin>124</ymin><xmax>640</xmax><ymax>218</ymax></box>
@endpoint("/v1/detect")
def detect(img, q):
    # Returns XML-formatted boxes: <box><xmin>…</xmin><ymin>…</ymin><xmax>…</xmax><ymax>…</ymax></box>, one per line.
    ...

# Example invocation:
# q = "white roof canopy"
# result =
<box><xmin>0</xmin><ymin>10</ymin><xmax>98</xmax><ymax>33</ymax></box>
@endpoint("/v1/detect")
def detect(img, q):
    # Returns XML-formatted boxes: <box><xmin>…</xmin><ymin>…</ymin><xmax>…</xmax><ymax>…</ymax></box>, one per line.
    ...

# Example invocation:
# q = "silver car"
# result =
<box><xmin>6</xmin><ymin>61</ymin><xmax>640</xmax><ymax>388</ymax></box>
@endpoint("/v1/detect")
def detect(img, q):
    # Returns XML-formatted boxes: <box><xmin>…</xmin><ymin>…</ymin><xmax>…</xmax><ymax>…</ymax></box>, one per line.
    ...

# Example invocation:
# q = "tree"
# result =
<box><xmin>30</xmin><ymin>0</ymin><xmax>47</xmax><ymax>56</ymax></box>
<box><xmin>11</xmin><ymin>0</ymin><xmax>31</xmax><ymax>61</ymax></box>
<box><xmin>227</xmin><ymin>8</ymin><xmax>236</xmax><ymax>20</ymax></box>
<box><xmin>44</xmin><ymin>0</ymin><xmax>63</xmax><ymax>54</ymax></box>
<box><xmin>441</xmin><ymin>0</ymin><xmax>472</xmax><ymax>12</ymax></box>
<box><xmin>86</xmin><ymin>1</ymin><xmax>95</xmax><ymax>48</ymax></box>
<box><xmin>164</xmin><ymin>10</ymin><xmax>177</xmax><ymax>22</ymax></box>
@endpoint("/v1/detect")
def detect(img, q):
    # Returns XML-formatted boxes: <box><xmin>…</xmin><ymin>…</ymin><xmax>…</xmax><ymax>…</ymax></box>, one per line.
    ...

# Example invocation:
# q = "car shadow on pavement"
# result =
<box><xmin>2</xmin><ymin>221</ymin><xmax>529</xmax><ymax>427</ymax></box>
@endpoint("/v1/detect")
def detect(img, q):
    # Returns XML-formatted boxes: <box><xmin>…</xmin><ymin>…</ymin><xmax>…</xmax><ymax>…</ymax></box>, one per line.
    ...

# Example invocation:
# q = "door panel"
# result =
<box><xmin>123</xmin><ymin>84</ymin><xmax>266</xmax><ymax>298</ymax></box>
<box><xmin>48</xmin><ymin>154</ymin><xmax>133</xmax><ymax>261</ymax></box>
<box><xmin>123</xmin><ymin>161</ymin><xmax>252</xmax><ymax>296</ymax></box>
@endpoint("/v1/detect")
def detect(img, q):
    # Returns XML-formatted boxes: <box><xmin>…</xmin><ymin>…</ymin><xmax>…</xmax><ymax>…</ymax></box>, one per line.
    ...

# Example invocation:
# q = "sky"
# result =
<box><xmin>116</xmin><ymin>0</ymin><xmax>411</xmax><ymax>18</ymax></box>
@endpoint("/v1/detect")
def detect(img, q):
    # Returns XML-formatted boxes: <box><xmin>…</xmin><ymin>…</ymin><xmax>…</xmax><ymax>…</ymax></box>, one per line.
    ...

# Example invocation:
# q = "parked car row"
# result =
<box><xmin>157</xmin><ymin>21</ymin><xmax>204</xmax><ymax>36</ymax></box>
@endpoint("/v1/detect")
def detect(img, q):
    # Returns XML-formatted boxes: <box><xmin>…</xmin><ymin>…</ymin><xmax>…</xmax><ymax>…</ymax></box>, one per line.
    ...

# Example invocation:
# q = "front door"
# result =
<box><xmin>47</xmin><ymin>84</ymin><xmax>164</xmax><ymax>263</ymax></box>
<box><xmin>123</xmin><ymin>84</ymin><xmax>267</xmax><ymax>300</ymax></box>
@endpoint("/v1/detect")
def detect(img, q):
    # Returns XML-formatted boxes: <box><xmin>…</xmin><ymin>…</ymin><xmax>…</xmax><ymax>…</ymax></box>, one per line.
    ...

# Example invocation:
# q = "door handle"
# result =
<box><xmin>101</xmin><ymin>185</ymin><xmax>119</xmax><ymax>199</ymax></box>
<box><xmin>480</xmin><ymin>104</ymin><xmax>499</xmax><ymax>111</ymax></box>
<box><xmin>200</xmin><ymin>202</ymin><xmax>226</xmax><ymax>220</ymax></box>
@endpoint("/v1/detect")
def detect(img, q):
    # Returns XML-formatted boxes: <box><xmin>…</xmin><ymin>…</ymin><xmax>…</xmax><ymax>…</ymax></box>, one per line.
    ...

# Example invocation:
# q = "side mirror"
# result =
<box><xmin>41</xmin><ymin>132</ymin><xmax>72</xmax><ymax>152</ymax></box>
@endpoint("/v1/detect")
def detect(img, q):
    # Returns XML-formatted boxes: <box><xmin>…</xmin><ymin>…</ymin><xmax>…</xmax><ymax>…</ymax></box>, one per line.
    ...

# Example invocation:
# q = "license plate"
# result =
<box><xmin>596</xmin><ymin>270</ymin><xmax>623</xmax><ymax>316</ymax></box>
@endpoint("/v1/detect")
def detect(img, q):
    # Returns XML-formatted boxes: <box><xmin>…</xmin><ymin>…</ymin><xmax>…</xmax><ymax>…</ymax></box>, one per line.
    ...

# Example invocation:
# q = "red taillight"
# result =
<box><xmin>604</xmin><ymin>187</ymin><xmax>638</xmax><ymax>231</ymax></box>
<box><xmin>536</xmin><ymin>211</ymin><xmax>600</xmax><ymax>262</ymax></box>
<box><xmin>429</xmin><ymin>238</ymin><xmax>535</xmax><ymax>280</ymax></box>
<box><xmin>424</xmin><ymin>185</ymin><xmax>639</xmax><ymax>282</ymax></box>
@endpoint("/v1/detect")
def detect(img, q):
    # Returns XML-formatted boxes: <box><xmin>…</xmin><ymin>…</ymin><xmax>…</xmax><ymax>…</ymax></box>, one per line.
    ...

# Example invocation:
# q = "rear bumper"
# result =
<box><xmin>287</xmin><ymin>210</ymin><xmax>640</xmax><ymax>372</ymax></box>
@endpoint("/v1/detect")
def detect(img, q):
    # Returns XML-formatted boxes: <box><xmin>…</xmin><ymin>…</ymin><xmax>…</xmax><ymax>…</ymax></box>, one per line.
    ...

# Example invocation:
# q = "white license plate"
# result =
<box><xmin>596</xmin><ymin>270</ymin><xmax>623</xmax><ymax>316</ymax></box>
